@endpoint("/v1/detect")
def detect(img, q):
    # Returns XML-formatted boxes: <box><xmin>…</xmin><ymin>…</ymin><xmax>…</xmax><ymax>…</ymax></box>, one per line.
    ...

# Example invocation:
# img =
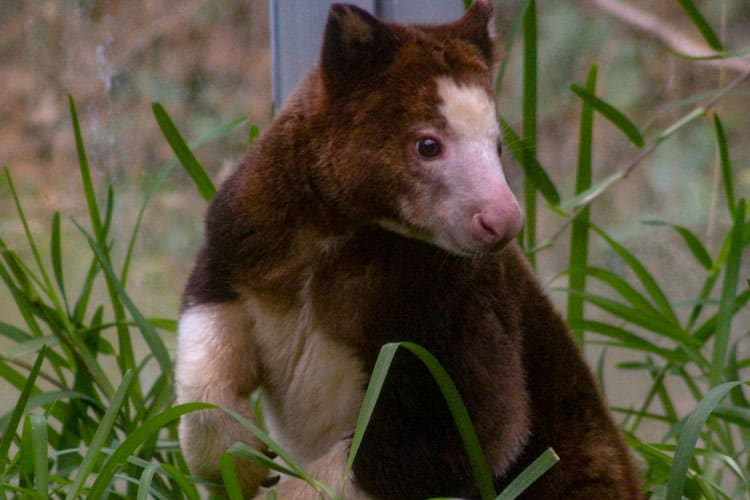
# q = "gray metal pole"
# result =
<box><xmin>269</xmin><ymin>0</ymin><xmax>465</xmax><ymax>107</ymax></box>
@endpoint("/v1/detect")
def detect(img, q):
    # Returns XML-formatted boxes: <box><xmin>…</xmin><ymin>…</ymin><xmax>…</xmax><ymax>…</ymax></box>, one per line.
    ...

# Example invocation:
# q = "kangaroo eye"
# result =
<box><xmin>497</xmin><ymin>141</ymin><xmax>503</xmax><ymax>157</ymax></box>
<box><xmin>416</xmin><ymin>137</ymin><xmax>442</xmax><ymax>158</ymax></box>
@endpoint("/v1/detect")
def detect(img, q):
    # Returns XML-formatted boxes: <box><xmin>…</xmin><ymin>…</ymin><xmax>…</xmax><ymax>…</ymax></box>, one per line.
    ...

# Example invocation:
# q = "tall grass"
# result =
<box><xmin>1</xmin><ymin>1</ymin><xmax>749</xmax><ymax>499</ymax></box>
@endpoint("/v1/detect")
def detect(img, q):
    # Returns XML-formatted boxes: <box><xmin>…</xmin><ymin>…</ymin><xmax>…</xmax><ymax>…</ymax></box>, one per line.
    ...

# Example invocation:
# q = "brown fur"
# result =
<box><xmin>177</xmin><ymin>2</ymin><xmax>642</xmax><ymax>498</ymax></box>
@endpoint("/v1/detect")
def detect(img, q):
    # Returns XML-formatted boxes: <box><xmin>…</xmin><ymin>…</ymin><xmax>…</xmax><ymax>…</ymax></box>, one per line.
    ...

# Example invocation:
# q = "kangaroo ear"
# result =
<box><xmin>321</xmin><ymin>4</ymin><xmax>400</xmax><ymax>95</ymax></box>
<box><xmin>450</xmin><ymin>0</ymin><xmax>495</xmax><ymax>62</ymax></box>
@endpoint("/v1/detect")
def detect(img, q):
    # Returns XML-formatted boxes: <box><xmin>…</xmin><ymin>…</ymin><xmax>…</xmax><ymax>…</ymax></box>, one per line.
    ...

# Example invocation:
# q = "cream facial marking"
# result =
<box><xmin>436</xmin><ymin>76</ymin><xmax>500</xmax><ymax>140</ymax></box>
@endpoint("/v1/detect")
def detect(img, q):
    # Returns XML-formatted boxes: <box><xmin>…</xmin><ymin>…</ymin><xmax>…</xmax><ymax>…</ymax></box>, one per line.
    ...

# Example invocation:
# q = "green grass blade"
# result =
<box><xmin>101</xmin><ymin>287</ymin><xmax>141</xmax><ymax>417</ymax></box>
<box><xmin>712</xmin><ymin>406</ymin><xmax>750</xmax><ymax>427</ymax></box>
<box><xmin>20</xmin><ymin>413</ymin><xmax>34</xmax><ymax>489</ymax></box>
<box><xmin>160</xmin><ymin>463</ymin><xmax>200</xmax><ymax>500</ymax></box>
<box><xmin>136</xmin><ymin>463</ymin><xmax>160</xmax><ymax>500</ymax></box>
<box><xmin>152</xmin><ymin>102</ymin><xmax>216</xmax><ymax>201</ymax></box>
<box><xmin>227</xmin><ymin>442</ymin><xmax>301</xmax><ymax>479</ymax></box>
<box><xmin>499</xmin><ymin>118</ymin><xmax>560</xmax><ymax>206</ymax></box>
<box><xmin>655</xmin><ymin>367</ymin><xmax>682</xmax><ymax>426</ymax></box>
<box><xmin>72</xmin><ymin>254</ymin><xmax>102</xmax><ymax>325</ymax></box>
<box><xmin>631</xmin><ymin>442</ymin><xmax>723</xmax><ymax>499</ymax></box>
<box><xmin>0</xmin><ymin>260</ymin><xmax>47</xmax><ymax>339</ymax></box>
<box><xmin>522</xmin><ymin>0</ymin><xmax>537</xmax><ymax>158</ymax></box>
<box><xmin>66</xmin><ymin>369</ymin><xmax>135</xmax><ymax>500</ymax></box>
<box><xmin>87</xmin><ymin>402</ymin><xmax>213</xmax><ymax>498</ymax></box>
<box><xmin>1</xmin><ymin>249</ymin><xmax>42</xmax><ymax>303</ymax></box>
<box><xmin>669</xmin><ymin>46</ymin><xmax>750</xmax><ymax>61</ymax></box>
<box><xmin>248</xmin><ymin>124</ymin><xmax>261</xmax><ymax>146</ymax></box>
<box><xmin>522</xmin><ymin>0</ymin><xmax>538</xmax><ymax>267</ymax></box>
<box><xmin>0</xmin><ymin>391</ymin><xmax>100</xmax><ymax>435</ymax></box>
<box><xmin>591</xmin><ymin>224</ymin><xmax>680</xmax><ymax>326</ymax></box>
<box><xmin>89</xmin><ymin>186</ymin><xmax>143</xmax><ymax>412</ymax></box>
<box><xmin>614</xmin><ymin>407</ymin><xmax>676</xmax><ymax>426</ymax></box>
<box><xmin>73</xmin><ymin>221</ymin><xmax>142</xmax><ymax>408</ymax></box>
<box><xmin>68</xmin><ymin>96</ymin><xmax>104</xmax><ymax>241</ymax></box>
<box><xmin>28</xmin><ymin>413</ymin><xmax>49</xmax><ymax>496</ymax></box>
<box><xmin>727</xmin><ymin>342</ymin><xmax>750</xmax><ymax>414</ymax></box>
<box><xmin>495</xmin><ymin>448</ymin><xmax>559</xmax><ymax>500</ymax></box>
<box><xmin>560</xmin><ymin>170</ymin><xmax>625</xmax><ymax>211</ymax></box>
<box><xmin>120</xmin><ymin>203</ymin><xmax>147</xmax><ymax>288</ymax></box>
<box><xmin>4</xmin><ymin>335</ymin><xmax>60</xmax><ymax>359</ymax></box>
<box><xmin>50</xmin><ymin>212</ymin><xmax>69</xmax><ymax>313</ymax></box>
<box><xmin>642</xmin><ymin>220</ymin><xmax>713</xmax><ymax>270</ymax></box>
<box><xmin>140</xmin><ymin>374</ymin><xmax>174</xmax><ymax>423</ymax></box>
<box><xmin>220</xmin><ymin>407</ymin><xmax>330</xmax><ymax>495</ymax></box>
<box><xmin>562</xmin><ymin>96</ymin><xmax>724</xmax><ymax>214</ymax></box>
<box><xmin>693</xmin><ymin>288</ymin><xmax>750</xmax><ymax>343</ymax></box>
<box><xmin>567</xmin><ymin>290</ymin><xmax>706</xmax><ymax>367</ymax></box>
<box><xmin>570</xmin><ymin>319</ymin><xmax>686</xmax><ymax>361</ymax></box>
<box><xmin>193</xmin><ymin>116</ymin><xmax>248</xmax><ymax>147</ymax></box>
<box><xmin>120</xmin><ymin>165</ymin><xmax>172</xmax><ymax>287</ymax></box>
<box><xmin>122</xmin><ymin>115</ymin><xmax>246</xmax><ymax>285</ymax></box>
<box><xmin>347</xmin><ymin>342</ymin><xmax>399</xmax><ymax>474</ymax></box>
<box><xmin>220</xmin><ymin>453</ymin><xmax>244</xmax><ymax>500</ymax></box>
<box><xmin>566</xmin><ymin>289</ymin><xmax>689</xmax><ymax>345</ymax></box>
<box><xmin>639</xmin><ymin>363</ymin><xmax>680</xmax><ymax>429</ymax></box>
<box><xmin>102</xmin><ymin>183</ymin><xmax>115</xmax><ymax>240</ymax></box>
<box><xmin>3</xmin><ymin>169</ymin><xmax>64</xmax><ymax>316</ymax></box>
<box><xmin>0</xmin><ymin>360</ymin><xmax>35</xmax><ymax>394</ymax></box>
<box><xmin>712</xmin><ymin>114</ymin><xmax>735</xmax><ymax>216</ymax></box>
<box><xmin>570</xmin><ymin>85</ymin><xmax>644</xmax><ymax>147</ymax></box>
<box><xmin>567</xmin><ymin>64</ymin><xmax>597</xmax><ymax>345</ymax></box>
<box><xmin>669</xmin><ymin>225</ymin><xmax>713</xmax><ymax>271</ymax></box>
<box><xmin>0</xmin><ymin>320</ymin><xmax>31</xmax><ymax>342</ymax></box>
<box><xmin>76</xmin><ymin>222</ymin><xmax>173</xmax><ymax>377</ymax></box>
<box><xmin>666</xmin><ymin>381</ymin><xmax>746</xmax><ymax>500</ymax></box>
<box><xmin>148</xmin><ymin>317</ymin><xmax>177</xmax><ymax>332</ymax></box>
<box><xmin>580</xmin><ymin>266</ymin><xmax>665</xmax><ymax>318</ymax></box>
<box><xmin>53</xmin><ymin>331</ymin><xmax>115</xmax><ymax>401</ymax></box>
<box><xmin>676</xmin><ymin>0</ymin><xmax>724</xmax><ymax>51</ymax></box>
<box><xmin>702</xmin><ymin>447</ymin><xmax>749</xmax><ymax>486</ymax></box>
<box><xmin>709</xmin><ymin>199</ymin><xmax>745</xmax><ymax>388</ymax></box>
<box><xmin>658</xmin><ymin>107</ymin><xmax>706</xmax><ymax>142</ymax></box>
<box><xmin>687</xmin><ymin>233</ymin><xmax>731</xmax><ymax>329</ymax></box>
<box><xmin>0</xmin><ymin>346</ymin><xmax>45</xmax><ymax>470</ymax></box>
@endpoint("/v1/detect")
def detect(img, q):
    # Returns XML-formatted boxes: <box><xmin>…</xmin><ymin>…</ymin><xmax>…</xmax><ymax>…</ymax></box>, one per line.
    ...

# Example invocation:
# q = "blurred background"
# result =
<box><xmin>1</xmin><ymin>0</ymin><xmax>271</xmax><ymax>321</ymax></box>
<box><xmin>1</xmin><ymin>0</ymin><xmax>749</xmax><ymax>428</ymax></box>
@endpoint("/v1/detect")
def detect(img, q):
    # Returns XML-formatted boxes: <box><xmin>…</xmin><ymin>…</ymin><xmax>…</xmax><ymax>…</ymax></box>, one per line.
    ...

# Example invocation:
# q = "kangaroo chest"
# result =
<box><xmin>247</xmin><ymin>293</ymin><xmax>367</xmax><ymax>466</ymax></box>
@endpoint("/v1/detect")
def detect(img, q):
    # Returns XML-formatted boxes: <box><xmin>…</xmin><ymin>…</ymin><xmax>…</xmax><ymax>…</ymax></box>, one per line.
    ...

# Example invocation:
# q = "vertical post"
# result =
<box><xmin>269</xmin><ymin>0</ymin><xmax>375</xmax><ymax>108</ymax></box>
<box><xmin>270</xmin><ymin>0</ymin><xmax>465</xmax><ymax>108</ymax></box>
<box><xmin>375</xmin><ymin>0</ymin><xmax>464</xmax><ymax>23</ymax></box>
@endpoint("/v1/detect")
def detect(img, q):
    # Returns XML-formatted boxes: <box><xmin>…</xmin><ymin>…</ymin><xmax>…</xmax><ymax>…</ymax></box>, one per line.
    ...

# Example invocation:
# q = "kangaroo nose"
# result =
<box><xmin>471</xmin><ymin>212</ymin><xmax>503</xmax><ymax>246</ymax></box>
<box><xmin>471</xmin><ymin>205</ymin><xmax>523</xmax><ymax>251</ymax></box>
<box><xmin>472</xmin><ymin>213</ymin><xmax>500</xmax><ymax>243</ymax></box>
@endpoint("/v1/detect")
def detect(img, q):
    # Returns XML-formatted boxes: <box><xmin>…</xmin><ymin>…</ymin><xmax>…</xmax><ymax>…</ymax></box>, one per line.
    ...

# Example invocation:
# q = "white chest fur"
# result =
<box><xmin>247</xmin><ymin>294</ymin><xmax>367</xmax><ymax>466</ymax></box>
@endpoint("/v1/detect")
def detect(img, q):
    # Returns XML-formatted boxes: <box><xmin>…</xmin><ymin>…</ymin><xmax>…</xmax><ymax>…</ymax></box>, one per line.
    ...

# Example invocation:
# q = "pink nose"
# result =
<box><xmin>471</xmin><ymin>206</ymin><xmax>523</xmax><ymax>251</ymax></box>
